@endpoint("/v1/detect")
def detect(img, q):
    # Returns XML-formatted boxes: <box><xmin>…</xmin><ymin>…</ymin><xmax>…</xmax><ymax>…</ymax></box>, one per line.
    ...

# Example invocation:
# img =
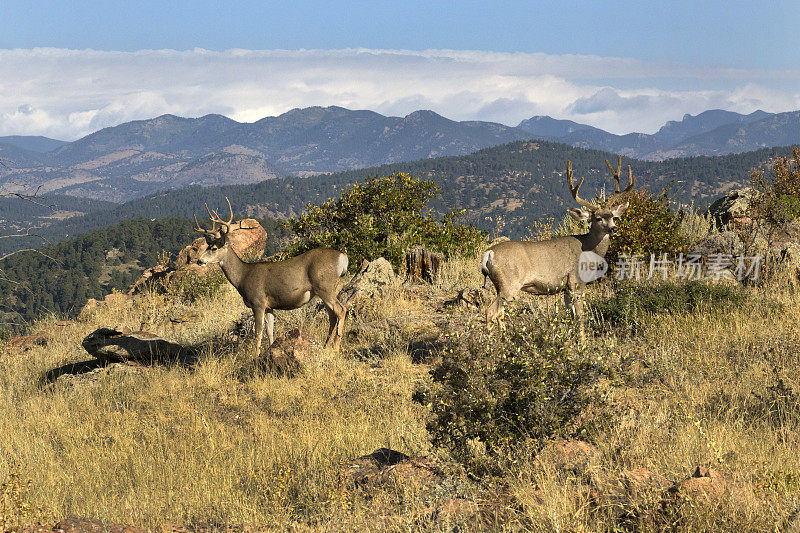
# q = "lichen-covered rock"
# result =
<box><xmin>254</xmin><ymin>328</ymin><xmax>318</xmax><ymax>377</ymax></box>
<box><xmin>691</xmin><ymin>231</ymin><xmax>744</xmax><ymax>257</ymax></box>
<box><xmin>708</xmin><ymin>188</ymin><xmax>757</xmax><ymax>227</ymax></box>
<box><xmin>338</xmin><ymin>257</ymin><xmax>396</xmax><ymax>308</ymax></box>
<box><xmin>127</xmin><ymin>218</ymin><xmax>267</xmax><ymax>295</ymax></box>
<box><xmin>537</xmin><ymin>439</ymin><xmax>601</xmax><ymax>477</ymax></box>
<box><xmin>659</xmin><ymin>465</ymin><xmax>756</xmax><ymax>522</ymax></box>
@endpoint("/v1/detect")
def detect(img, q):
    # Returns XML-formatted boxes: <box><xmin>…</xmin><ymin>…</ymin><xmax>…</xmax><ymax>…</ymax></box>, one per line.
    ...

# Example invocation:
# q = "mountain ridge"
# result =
<box><xmin>1</xmin><ymin>106</ymin><xmax>799</xmax><ymax>205</ymax></box>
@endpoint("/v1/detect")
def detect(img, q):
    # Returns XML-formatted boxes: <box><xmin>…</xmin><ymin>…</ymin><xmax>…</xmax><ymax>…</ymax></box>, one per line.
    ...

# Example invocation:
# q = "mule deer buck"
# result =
<box><xmin>481</xmin><ymin>156</ymin><xmax>635</xmax><ymax>331</ymax></box>
<box><xmin>195</xmin><ymin>198</ymin><xmax>349</xmax><ymax>353</ymax></box>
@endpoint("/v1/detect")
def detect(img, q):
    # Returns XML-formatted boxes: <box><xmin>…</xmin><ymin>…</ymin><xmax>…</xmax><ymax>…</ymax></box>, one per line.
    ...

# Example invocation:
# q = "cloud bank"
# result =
<box><xmin>2</xmin><ymin>48</ymin><xmax>799</xmax><ymax>140</ymax></box>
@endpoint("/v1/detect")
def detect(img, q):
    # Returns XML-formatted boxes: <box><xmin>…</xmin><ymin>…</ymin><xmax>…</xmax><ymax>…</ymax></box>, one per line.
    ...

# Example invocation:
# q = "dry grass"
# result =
<box><xmin>1</xmin><ymin>257</ymin><xmax>800</xmax><ymax>531</ymax></box>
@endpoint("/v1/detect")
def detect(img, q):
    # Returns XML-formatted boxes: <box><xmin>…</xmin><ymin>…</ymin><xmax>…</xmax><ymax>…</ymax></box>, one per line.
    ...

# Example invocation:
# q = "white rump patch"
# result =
<box><xmin>481</xmin><ymin>250</ymin><xmax>494</xmax><ymax>275</ymax></box>
<box><xmin>338</xmin><ymin>253</ymin><xmax>349</xmax><ymax>277</ymax></box>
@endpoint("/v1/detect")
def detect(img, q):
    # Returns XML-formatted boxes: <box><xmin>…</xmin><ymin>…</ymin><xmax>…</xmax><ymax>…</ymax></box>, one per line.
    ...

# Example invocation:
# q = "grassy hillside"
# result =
<box><xmin>1</xmin><ymin>254</ymin><xmax>798</xmax><ymax>530</ymax></box>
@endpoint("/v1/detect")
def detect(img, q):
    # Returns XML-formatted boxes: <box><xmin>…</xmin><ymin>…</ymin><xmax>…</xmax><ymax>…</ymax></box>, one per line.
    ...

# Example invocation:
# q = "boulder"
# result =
<box><xmin>227</xmin><ymin>218</ymin><xmax>268</xmax><ymax>259</ymax></box>
<box><xmin>254</xmin><ymin>328</ymin><xmax>318</xmax><ymax>377</ymax></box>
<box><xmin>174</xmin><ymin>237</ymin><xmax>209</xmax><ymax>266</ymax></box>
<box><xmin>127</xmin><ymin>218</ymin><xmax>267</xmax><ymax>295</ymax></box>
<box><xmin>338</xmin><ymin>257</ymin><xmax>396</xmax><ymax>308</ymax></box>
<box><xmin>663</xmin><ymin>465</ymin><xmax>753</xmax><ymax>506</ymax></box>
<box><xmin>405</xmin><ymin>245</ymin><xmax>443</xmax><ymax>283</ymax></box>
<box><xmin>708</xmin><ymin>188</ymin><xmax>757</xmax><ymax>227</ymax></box>
<box><xmin>691</xmin><ymin>231</ymin><xmax>743</xmax><ymax>257</ymax></box>
<box><xmin>537</xmin><ymin>439</ymin><xmax>601</xmax><ymax>477</ymax></box>
<box><xmin>78</xmin><ymin>293</ymin><xmax>134</xmax><ymax>320</ymax></box>
<box><xmin>82</xmin><ymin>326</ymin><xmax>196</xmax><ymax>363</ymax></box>
<box><xmin>339</xmin><ymin>447</ymin><xmax>460</xmax><ymax>496</ymax></box>
<box><xmin>589</xmin><ymin>468</ymin><xmax>672</xmax><ymax>525</ymax></box>
<box><xmin>3</xmin><ymin>322</ymin><xmax>72</xmax><ymax>355</ymax></box>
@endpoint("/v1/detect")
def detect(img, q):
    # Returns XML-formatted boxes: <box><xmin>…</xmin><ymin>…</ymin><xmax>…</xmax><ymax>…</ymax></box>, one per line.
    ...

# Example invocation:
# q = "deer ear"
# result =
<box><xmin>567</xmin><ymin>207</ymin><xmax>591</xmax><ymax>221</ymax></box>
<box><xmin>612</xmin><ymin>202</ymin><xmax>629</xmax><ymax>217</ymax></box>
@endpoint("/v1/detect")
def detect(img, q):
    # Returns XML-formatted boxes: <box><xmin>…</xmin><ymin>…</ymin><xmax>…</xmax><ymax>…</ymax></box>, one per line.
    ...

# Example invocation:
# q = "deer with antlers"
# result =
<box><xmin>195</xmin><ymin>198</ymin><xmax>349</xmax><ymax>353</ymax></box>
<box><xmin>481</xmin><ymin>156</ymin><xmax>635</xmax><ymax>332</ymax></box>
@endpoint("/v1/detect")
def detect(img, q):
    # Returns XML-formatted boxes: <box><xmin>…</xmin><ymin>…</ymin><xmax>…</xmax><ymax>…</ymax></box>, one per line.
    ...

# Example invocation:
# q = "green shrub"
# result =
<box><xmin>608</xmin><ymin>189</ymin><xmax>686</xmax><ymax>262</ymax></box>
<box><xmin>750</xmin><ymin>148</ymin><xmax>800</xmax><ymax>227</ymax></box>
<box><xmin>588</xmin><ymin>280</ymin><xmax>748</xmax><ymax>335</ymax></box>
<box><xmin>283</xmin><ymin>173</ymin><xmax>486</xmax><ymax>270</ymax></box>
<box><xmin>424</xmin><ymin>312</ymin><xmax>609</xmax><ymax>467</ymax></box>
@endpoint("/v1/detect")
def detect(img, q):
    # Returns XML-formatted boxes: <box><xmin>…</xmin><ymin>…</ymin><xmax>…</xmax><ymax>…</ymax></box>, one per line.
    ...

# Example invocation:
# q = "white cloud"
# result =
<box><xmin>0</xmin><ymin>47</ymin><xmax>798</xmax><ymax>140</ymax></box>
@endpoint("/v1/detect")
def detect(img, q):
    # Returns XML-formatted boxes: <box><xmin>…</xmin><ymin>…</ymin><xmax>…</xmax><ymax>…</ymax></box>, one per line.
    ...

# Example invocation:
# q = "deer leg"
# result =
<box><xmin>253</xmin><ymin>306</ymin><xmax>266</xmax><ymax>355</ymax></box>
<box><xmin>265</xmin><ymin>310</ymin><xmax>275</xmax><ymax>347</ymax></box>
<box><xmin>564</xmin><ymin>288</ymin><xmax>585</xmax><ymax>341</ymax></box>
<box><xmin>319</xmin><ymin>293</ymin><xmax>346</xmax><ymax>351</ymax></box>
<box><xmin>335</xmin><ymin>300</ymin><xmax>347</xmax><ymax>344</ymax></box>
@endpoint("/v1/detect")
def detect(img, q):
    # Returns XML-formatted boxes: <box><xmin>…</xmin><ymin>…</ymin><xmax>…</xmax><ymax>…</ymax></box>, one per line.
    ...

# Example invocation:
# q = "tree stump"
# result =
<box><xmin>405</xmin><ymin>245</ymin><xmax>443</xmax><ymax>283</ymax></box>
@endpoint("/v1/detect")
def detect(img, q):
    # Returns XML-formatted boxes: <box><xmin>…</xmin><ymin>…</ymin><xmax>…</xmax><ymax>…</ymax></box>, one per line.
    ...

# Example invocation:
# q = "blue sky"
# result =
<box><xmin>5</xmin><ymin>0</ymin><xmax>797</xmax><ymax>68</ymax></box>
<box><xmin>2</xmin><ymin>1</ymin><xmax>799</xmax><ymax>139</ymax></box>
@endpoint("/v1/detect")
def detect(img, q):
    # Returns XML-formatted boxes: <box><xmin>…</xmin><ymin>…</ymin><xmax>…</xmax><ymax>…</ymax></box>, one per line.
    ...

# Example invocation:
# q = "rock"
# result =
<box><xmin>338</xmin><ymin>257</ymin><xmax>396</xmax><ymax>308</ymax></box>
<box><xmin>175</xmin><ymin>237</ymin><xmax>209</xmax><ymax>266</ymax></box>
<box><xmin>227</xmin><ymin>218</ymin><xmax>268</xmax><ymax>259</ymax></box>
<box><xmin>50</xmin><ymin>361</ymin><xmax>148</xmax><ymax>389</ymax></box>
<box><xmin>405</xmin><ymin>245</ymin><xmax>443</xmax><ymax>283</ymax></box>
<box><xmin>2</xmin><ymin>322</ymin><xmax>73</xmax><ymax>355</ymax></box>
<box><xmin>340</xmin><ymin>448</ymin><xmax>450</xmax><ymax>491</ymax></box>
<box><xmin>664</xmin><ymin>465</ymin><xmax>753</xmax><ymax>505</ymax></box>
<box><xmin>691</xmin><ymin>231</ymin><xmax>744</xmax><ymax>257</ymax></box>
<box><xmin>708</xmin><ymin>187</ymin><xmax>757</xmax><ymax>227</ymax></box>
<box><xmin>589</xmin><ymin>468</ymin><xmax>672</xmax><ymax>524</ymax></box>
<box><xmin>82</xmin><ymin>326</ymin><xmax>196</xmax><ymax>363</ymax></box>
<box><xmin>339</xmin><ymin>448</ymin><xmax>509</xmax><ymax>527</ymax></box>
<box><xmin>53</xmin><ymin>516</ymin><xmax>145</xmax><ymax>533</ymax></box>
<box><xmin>774</xmin><ymin>242</ymin><xmax>800</xmax><ymax>283</ymax></box>
<box><xmin>126</xmin><ymin>264</ymin><xmax>172</xmax><ymax>295</ymax></box>
<box><xmin>253</xmin><ymin>328</ymin><xmax>318</xmax><ymax>377</ymax></box>
<box><xmin>4</xmin><ymin>329</ymin><xmax>51</xmax><ymax>354</ymax></box>
<box><xmin>537</xmin><ymin>439</ymin><xmax>601</xmax><ymax>477</ymax></box>
<box><xmin>127</xmin><ymin>219</ymin><xmax>267</xmax><ymax>295</ymax></box>
<box><xmin>78</xmin><ymin>293</ymin><xmax>134</xmax><ymax>320</ymax></box>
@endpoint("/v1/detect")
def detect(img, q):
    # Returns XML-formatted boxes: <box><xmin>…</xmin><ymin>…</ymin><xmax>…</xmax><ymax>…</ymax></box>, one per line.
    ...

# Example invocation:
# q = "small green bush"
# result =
<box><xmin>283</xmin><ymin>173</ymin><xmax>487</xmax><ymax>271</ymax></box>
<box><xmin>425</xmin><ymin>312</ymin><xmax>610</xmax><ymax>467</ymax></box>
<box><xmin>608</xmin><ymin>189</ymin><xmax>687</xmax><ymax>262</ymax></box>
<box><xmin>751</xmin><ymin>148</ymin><xmax>800</xmax><ymax>227</ymax></box>
<box><xmin>589</xmin><ymin>280</ymin><xmax>748</xmax><ymax>335</ymax></box>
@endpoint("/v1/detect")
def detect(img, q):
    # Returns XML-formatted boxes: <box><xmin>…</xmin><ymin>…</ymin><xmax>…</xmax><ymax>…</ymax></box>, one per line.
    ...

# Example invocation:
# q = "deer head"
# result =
<box><xmin>195</xmin><ymin>197</ymin><xmax>237</xmax><ymax>265</ymax></box>
<box><xmin>565</xmin><ymin>155</ymin><xmax>635</xmax><ymax>236</ymax></box>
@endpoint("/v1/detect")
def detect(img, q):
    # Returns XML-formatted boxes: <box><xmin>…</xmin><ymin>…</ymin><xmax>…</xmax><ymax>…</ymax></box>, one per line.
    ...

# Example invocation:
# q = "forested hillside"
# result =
<box><xmin>3</xmin><ymin>141</ymin><xmax>790</xmax><ymax>257</ymax></box>
<box><xmin>0</xmin><ymin>216</ymin><xmax>288</xmax><ymax>326</ymax></box>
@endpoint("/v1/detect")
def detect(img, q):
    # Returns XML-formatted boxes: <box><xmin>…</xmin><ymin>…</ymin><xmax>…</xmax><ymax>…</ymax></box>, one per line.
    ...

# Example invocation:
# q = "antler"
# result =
<box><xmin>605</xmin><ymin>155</ymin><xmax>636</xmax><ymax>206</ymax></box>
<box><xmin>566</xmin><ymin>160</ymin><xmax>597</xmax><ymax>212</ymax></box>
<box><xmin>195</xmin><ymin>197</ymin><xmax>235</xmax><ymax>233</ymax></box>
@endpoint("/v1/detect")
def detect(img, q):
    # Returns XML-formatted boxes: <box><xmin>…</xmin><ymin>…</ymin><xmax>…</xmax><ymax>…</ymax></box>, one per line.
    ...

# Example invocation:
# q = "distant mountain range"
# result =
<box><xmin>1</xmin><ymin>106</ymin><xmax>799</xmax><ymax>203</ymax></box>
<box><xmin>517</xmin><ymin>109</ymin><xmax>784</xmax><ymax>160</ymax></box>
